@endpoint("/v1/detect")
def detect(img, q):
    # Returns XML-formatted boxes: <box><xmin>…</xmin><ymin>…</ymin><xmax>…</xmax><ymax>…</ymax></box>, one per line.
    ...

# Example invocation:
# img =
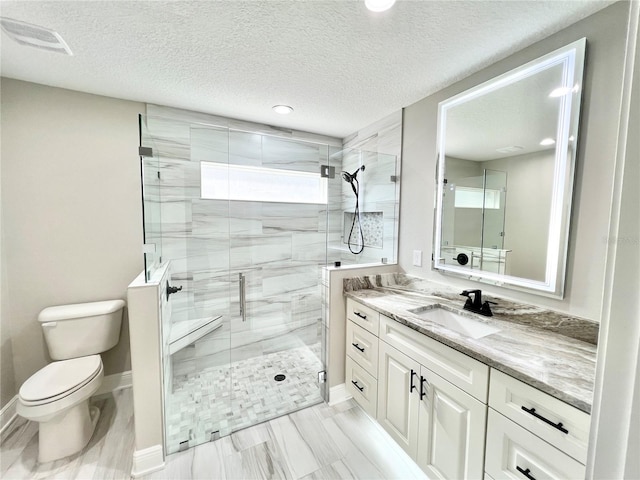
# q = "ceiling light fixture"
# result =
<box><xmin>540</xmin><ymin>138</ymin><xmax>556</xmax><ymax>146</ymax></box>
<box><xmin>272</xmin><ymin>105</ymin><xmax>293</xmax><ymax>115</ymax></box>
<box><xmin>365</xmin><ymin>0</ymin><xmax>396</xmax><ymax>12</ymax></box>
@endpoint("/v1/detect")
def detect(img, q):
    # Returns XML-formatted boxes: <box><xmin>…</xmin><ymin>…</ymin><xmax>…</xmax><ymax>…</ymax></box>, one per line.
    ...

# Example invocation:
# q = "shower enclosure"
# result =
<box><xmin>139</xmin><ymin>111</ymin><xmax>399</xmax><ymax>454</ymax></box>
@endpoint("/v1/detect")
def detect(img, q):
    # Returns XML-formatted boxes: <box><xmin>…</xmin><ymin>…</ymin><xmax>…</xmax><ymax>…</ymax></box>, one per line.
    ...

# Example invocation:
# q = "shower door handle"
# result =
<box><xmin>239</xmin><ymin>273</ymin><xmax>246</xmax><ymax>322</ymax></box>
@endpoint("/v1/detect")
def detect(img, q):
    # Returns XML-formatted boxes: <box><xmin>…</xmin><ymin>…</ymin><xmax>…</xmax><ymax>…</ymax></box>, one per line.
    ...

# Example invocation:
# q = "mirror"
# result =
<box><xmin>433</xmin><ymin>38</ymin><xmax>586</xmax><ymax>297</ymax></box>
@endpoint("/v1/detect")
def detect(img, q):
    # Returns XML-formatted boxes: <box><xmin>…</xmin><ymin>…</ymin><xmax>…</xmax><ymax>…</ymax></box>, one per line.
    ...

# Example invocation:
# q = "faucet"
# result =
<box><xmin>460</xmin><ymin>289</ymin><xmax>496</xmax><ymax>316</ymax></box>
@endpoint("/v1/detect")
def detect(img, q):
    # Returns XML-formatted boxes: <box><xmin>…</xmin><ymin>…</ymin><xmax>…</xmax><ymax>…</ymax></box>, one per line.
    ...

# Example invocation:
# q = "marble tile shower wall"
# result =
<box><xmin>143</xmin><ymin>106</ymin><xmax>343</xmax><ymax>378</ymax></box>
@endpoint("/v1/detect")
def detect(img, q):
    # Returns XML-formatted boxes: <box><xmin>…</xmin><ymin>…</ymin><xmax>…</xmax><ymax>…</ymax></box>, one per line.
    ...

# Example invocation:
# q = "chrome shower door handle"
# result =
<box><xmin>239</xmin><ymin>273</ymin><xmax>246</xmax><ymax>322</ymax></box>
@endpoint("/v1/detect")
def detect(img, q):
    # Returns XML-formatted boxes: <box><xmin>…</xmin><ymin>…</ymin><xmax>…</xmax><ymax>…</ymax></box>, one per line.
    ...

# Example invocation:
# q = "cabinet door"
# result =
<box><xmin>417</xmin><ymin>365</ymin><xmax>487</xmax><ymax>480</ymax></box>
<box><xmin>377</xmin><ymin>341</ymin><xmax>421</xmax><ymax>457</ymax></box>
<box><xmin>485</xmin><ymin>409</ymin><xmax>586</xmax><ymax>480</ymax></box>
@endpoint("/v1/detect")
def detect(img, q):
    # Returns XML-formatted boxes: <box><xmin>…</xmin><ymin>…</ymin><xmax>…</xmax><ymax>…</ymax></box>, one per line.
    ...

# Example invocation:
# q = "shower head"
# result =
<box><xmin>341</xmin><ymin>165</ymin><xmax>365</xmax><ymax>183</ymax></box>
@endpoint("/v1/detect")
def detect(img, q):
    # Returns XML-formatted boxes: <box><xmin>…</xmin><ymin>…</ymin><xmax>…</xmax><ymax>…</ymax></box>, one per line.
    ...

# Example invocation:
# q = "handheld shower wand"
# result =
<box><xmin>342</xmin><ymin>165</ymin><xmax>365</xmax><ymax>254</ymax></box>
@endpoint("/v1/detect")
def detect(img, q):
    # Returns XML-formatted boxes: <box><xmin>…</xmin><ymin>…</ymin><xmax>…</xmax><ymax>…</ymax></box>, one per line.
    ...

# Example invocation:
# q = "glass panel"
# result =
<box><xmin>139</xmin><ymin>115</ymin><xmax>162</xmax><ymax>281</ymax></box>
<box><xmin>481</xmin><ymin>169</ymin><xmax>508</xmax><ymax>274</ymax></box>
<box><xmin>228</xmin><ymin>132</ymin><xmax>326</xmax><ymax>431</ymax></box>
<box><xmin>326</xmin><ymin>148</ymin><xmax>400</xmax><ymax>266</ymax></box>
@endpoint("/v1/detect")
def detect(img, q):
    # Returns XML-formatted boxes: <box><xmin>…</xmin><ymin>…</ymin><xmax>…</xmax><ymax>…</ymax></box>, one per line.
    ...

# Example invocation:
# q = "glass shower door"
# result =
<box><xmin>226</xmin><ymin>132</ymin><xmax>327</xmax><ymax>430</ymax></box>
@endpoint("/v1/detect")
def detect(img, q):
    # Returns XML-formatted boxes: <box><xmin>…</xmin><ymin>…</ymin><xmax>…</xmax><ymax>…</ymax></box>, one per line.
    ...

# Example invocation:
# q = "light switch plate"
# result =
<box><xmin>413</xmin><ymin>250</ymin><xmax>422</xmax><ymax>267</ymax></box>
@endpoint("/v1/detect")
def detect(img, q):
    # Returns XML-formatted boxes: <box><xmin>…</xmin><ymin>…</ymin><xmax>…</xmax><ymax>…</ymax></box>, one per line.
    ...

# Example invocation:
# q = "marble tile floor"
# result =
<box><xmin>1</xmin><ymin>388</ymin><xmax>134</xmax><ymax>480</ymax></box>
<box><xmin>166</xmin><ymin>343</ymin><xmax>324</xmax><ymax>454</ymax></box>
<box><xmin>145</xmin><ymin>398</ymin><xmax>427</xmax><ymax>480</ymax></box>
<box><xmin>1</xmin><ymin>387</ymin><xmax>427</xmax><ymax>480</ymax></box>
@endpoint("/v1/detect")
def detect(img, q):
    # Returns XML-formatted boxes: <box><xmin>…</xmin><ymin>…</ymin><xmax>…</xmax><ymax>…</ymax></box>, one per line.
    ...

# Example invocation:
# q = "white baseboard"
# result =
<box><xmin>328</xmin><ymin>383</ymin><xmax>352</xmax><ymax>406</ymax></box>
<box><xmin>94</xmin><ymin>370</ymin><xmax>133</xmax><ymax>396</ymax></box>
<box><xmin>131</xmin><ymin>444</ymin><xmax>165</xmax><ymax>478</ymax></box>
<box><xmin>0</xmin><ymin>395</ymin><xmax>18</xmax><ymax>437</ymax></box>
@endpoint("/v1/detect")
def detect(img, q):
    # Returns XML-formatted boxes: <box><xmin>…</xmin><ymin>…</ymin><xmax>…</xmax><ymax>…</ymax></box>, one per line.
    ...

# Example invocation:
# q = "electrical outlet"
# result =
<box><xmin>413</xmin><ymin>250</ymin><xmax>422</xmax><ymax>267</ymax></box>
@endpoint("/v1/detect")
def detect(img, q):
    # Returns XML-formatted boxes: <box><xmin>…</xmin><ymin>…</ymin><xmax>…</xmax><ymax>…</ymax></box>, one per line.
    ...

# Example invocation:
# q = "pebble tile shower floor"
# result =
<box><xmin>165</xmin><ymin>343</ymin><xmax>323</xmax><ymax>454</ymax></box>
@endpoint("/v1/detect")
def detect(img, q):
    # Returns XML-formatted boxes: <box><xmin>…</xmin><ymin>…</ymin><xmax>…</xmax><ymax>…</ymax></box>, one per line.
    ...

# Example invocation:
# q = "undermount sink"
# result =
<box><xmin>409</xmin><ymin>306</ymin><xmax>501</xmax><ymax>340</ymax></box>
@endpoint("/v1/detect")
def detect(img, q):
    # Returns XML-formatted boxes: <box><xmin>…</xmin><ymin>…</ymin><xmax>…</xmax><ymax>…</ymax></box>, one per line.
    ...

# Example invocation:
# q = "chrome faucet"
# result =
<box><xmin>460</xmin><ymin>289</ymin><xmax>496</xmax><ymax>316</ymax></box>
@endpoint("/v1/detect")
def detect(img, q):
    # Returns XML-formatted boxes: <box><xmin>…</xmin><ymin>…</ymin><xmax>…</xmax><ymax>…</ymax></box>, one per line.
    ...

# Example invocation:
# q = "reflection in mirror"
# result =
<box><xmin>434</xmin><ymin>38</ymin><xmax>586</xmax><ymax>297</ymax></box>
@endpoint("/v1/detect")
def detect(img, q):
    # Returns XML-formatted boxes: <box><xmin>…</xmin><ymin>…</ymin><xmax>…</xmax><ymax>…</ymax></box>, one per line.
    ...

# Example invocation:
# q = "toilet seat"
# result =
<box><xmin>19</xmin><ymin>355</ymin><xmax>102</xmax><ymax>406</ymax></box>
<box><xmin>17</xmin><ymin>357</ymin><xmax>104</xmax><ymax>423</ymax></box>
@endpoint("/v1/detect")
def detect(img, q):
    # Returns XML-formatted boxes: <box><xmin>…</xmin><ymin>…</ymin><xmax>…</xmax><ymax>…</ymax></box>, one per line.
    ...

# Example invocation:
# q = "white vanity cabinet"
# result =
<box><xmin>485</xmin><ymin>370</ymin><xmax>589</xmax><ymax>480</ymax></box>
<box><xmin>344</xmin><ymin>298</ymin><xmax>590</xmax><ymax>480</ymax></box>
<box><xmin>347</xmin><ymin>299</ymin><xmax>488</xmax><ymax>479</ymax></box>
<box><xmin>345</xmin><ymin>299</ymin><xmax>381</xmax><ymax>417</ymax></box>
<box><xmin>417</xmin><ymin>365</ymin><xmax>487</xmax><ymax>479</ymax></box>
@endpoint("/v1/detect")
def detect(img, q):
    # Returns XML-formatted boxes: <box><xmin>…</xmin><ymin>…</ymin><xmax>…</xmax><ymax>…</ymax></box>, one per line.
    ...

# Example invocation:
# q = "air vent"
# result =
<box><xmin>0</xmin><ymin>17</ymin><xmax>73</xmax><ymax>55</ymax></box>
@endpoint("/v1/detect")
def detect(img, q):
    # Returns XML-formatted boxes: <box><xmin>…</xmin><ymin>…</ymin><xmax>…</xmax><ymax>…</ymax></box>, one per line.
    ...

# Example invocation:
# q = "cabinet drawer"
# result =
<box><xmin>346</xmin><ymin>320</ymin><xmax>379</xmax><ymax>378</ymax></box>
<box><xmin>346</xmin><ymin>298</ymin><xmax>380</xmax><ymax>335</ymax></box>
<box><xmin>379</xmin><ymin>314</ymin><xmax>489</xmax><ymax>402</ymax></box>
<box><xmin>489</xmin><ymin>369</ymin><xmax>590</xmax><ymax>464</ymax></box>
<box><xmin>485</xmin><ymin>409</ymin><xmax>585</xmax><ymax>479</ymax></box>
<box><xmin>345</xmin><ymin>355</ymin><xmax>378</xmax><ymax>418</ymax></box>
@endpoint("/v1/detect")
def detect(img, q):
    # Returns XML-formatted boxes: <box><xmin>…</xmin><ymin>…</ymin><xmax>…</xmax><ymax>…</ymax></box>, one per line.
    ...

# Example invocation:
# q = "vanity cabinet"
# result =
<box><xmin>417</xmin><ymin>365</ymin><xmax>487</xmax><ymax>479</ymax></box>
<box><xmin>345</xmin><ymin>299</ymin><xmax>381</xmax><ymax>418</ymax></box>
<box><xmin>485</xmin><ymin>369</ymin><xmax>589</xmax><ymax>479</ymax></box>
<box><xmin>347</xmin><ymin>299</ymin><xmax>488</xmax><ymax>479</ymax></box>
<box><xmin>344</xmin><ymin>298</ymin><xmax>593</xmax><ymax>479</ymax></box>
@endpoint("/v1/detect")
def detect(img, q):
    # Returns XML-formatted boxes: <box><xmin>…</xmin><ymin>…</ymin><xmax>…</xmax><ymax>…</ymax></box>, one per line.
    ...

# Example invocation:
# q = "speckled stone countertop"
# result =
<box><xmin>344</xmin><ymin>273</ymin><xmax>598</xmax><ymax>414</ymax></box>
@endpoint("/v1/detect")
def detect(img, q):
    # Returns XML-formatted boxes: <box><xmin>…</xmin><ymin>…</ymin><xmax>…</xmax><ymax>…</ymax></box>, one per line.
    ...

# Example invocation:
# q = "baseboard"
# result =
<box><xmin>131</xmin><ymin>444</ymin><xmax>165</xmax><ymax>478</ymax></box>
<box><xmin>0</xmin><ymin>395</ymin><xmax>18</xmax><ymax>437</ymax></box>
<box><xmin>94</xmin><ymin>370</ymin><xmax>133</xmax><ymax>396</ymax></box>
<box><xmin>328</xmin><ymin>383</ymin><xmax>352</xmax><ymax>406</ymax></box>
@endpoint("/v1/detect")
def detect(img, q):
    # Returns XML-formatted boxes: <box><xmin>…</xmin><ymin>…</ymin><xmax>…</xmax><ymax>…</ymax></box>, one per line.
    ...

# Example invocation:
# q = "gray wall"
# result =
<box><xmin>0</xmin><ymin>130</ymin><xmax>16</xmax><ymax>409</ymax></box>
<box><xmin>0</xmin><ymin>79</ymin><xmax>144</xmax><ymax>392</ymax></box>
<box><xmin>400</xmin><ymin>2</ymin><xmax>630</xmax><ymax>321</ymax></box>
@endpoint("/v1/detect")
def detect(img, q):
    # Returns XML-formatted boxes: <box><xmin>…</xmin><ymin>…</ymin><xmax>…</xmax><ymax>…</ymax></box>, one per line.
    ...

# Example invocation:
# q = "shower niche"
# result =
<box><xmin>139</xmin><ymin>107</ymin><xmax>400</xmax><ymax>455</ymax></box>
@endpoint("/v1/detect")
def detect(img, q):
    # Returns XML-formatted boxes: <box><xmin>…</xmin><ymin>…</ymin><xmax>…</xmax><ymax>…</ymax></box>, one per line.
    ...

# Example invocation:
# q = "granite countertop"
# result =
<box><xmin>344</xmin><ymin>273</ymin><xmax>598</xmax><ymax>414</ymax></box>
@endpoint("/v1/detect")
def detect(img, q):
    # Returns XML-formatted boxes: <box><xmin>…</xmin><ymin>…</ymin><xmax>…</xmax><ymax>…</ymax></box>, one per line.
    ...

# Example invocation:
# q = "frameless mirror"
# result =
<box><xmin>433</xmin><ymin>38</ymin><xmax>586</xmax><ymax>297</ymax></box>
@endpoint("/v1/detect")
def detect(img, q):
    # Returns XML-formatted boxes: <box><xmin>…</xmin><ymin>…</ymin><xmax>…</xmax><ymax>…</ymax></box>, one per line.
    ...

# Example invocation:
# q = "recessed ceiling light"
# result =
<box><xmin>272</xmin><ymin>105</ymin><xmax>293</xmax><ymax>115</ymax></box>
<box><xmin>365</xmin><ymin>0</ymin><xmax>397</xmax><ymax>12</ymax></box>
<box><xmin>540</xmin><ymin>138</ymin><xmax>556</xmax><ymax>146</ymax></box>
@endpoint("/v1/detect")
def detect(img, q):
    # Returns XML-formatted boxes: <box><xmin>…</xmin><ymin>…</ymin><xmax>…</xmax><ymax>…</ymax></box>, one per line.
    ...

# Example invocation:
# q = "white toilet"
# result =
<box><xmin>17</xmin><ymin>299</ymin><xmax>125</xmax><ymax>463</ymax></box>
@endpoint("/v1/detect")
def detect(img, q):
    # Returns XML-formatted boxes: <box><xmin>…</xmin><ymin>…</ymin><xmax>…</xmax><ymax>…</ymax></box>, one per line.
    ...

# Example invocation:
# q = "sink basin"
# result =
<box><xmin>409</xmin><ymin>307</ymin><xmax>501</xmax><ymax>339</ymax></box>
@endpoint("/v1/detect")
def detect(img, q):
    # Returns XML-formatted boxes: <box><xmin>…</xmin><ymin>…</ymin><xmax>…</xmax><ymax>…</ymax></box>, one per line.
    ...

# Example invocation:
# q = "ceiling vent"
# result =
<box><xmin>0</xmin><ymin>17</ymin><xmax>73</xmax><ymax>55</ymax></box>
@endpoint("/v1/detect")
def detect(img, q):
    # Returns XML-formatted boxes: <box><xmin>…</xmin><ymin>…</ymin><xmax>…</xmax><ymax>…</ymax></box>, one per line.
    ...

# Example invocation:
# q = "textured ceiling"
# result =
<box><xmin>0</xmin><ymin>0</ymin><xmax>613</xmax><ymax>138</ymax></box>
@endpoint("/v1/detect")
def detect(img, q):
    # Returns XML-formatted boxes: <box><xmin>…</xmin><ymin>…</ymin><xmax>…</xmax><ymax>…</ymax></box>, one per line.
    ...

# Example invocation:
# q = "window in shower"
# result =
<box><xmin>200</xmin><ymin>161</ymin><xmax>328</xmax><ymax>204</ymax></box>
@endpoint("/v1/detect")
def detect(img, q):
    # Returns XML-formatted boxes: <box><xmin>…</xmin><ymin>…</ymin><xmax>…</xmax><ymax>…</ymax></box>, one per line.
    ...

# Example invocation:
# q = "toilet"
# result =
<box><xmin>17</xmin><ymin>299</ymin><xmax>125</xmax><ymax>463</ymax></box>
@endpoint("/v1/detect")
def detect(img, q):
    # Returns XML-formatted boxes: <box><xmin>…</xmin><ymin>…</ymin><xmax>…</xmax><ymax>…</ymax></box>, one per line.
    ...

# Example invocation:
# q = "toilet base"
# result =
<box><xmin>38</xmin><ymin>401</ymin><xmax>100</xmax><ymax>464</ymax></box>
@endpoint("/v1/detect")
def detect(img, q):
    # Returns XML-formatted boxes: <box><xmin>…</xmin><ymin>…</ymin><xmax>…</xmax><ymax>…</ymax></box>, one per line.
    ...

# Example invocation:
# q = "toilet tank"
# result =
<box><xmin>38</xmin><ymin>299</ymin><xmax>125</xmax><ymax>360</ymax></box>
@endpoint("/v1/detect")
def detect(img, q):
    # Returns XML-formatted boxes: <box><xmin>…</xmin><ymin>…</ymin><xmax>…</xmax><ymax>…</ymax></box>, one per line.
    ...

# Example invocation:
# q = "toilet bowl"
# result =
<box><xmin>16</xmin><ymin>299</ymin><xmax>124</xmax><ymax>463</ymax></box>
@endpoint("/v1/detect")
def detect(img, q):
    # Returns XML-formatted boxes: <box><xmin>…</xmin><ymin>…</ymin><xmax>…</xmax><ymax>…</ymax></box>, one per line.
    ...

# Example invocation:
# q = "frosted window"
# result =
<box><xmin>201</xmin><ymin>162</ymin><xmax>328</xmax><ymax>204</ymax></box>
<box><xmin>454</xmin><ymin>186</ymin><xmax>501</xmax><ymax>209</ymax></box>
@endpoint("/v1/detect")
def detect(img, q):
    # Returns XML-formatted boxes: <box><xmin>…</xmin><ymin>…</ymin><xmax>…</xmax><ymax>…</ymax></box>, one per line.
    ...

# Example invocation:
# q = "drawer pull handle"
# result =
<box><xmin>351</xmin><ymin>343</ymin><xmax>365</xmax><ymax>352</ymax></box>
<box><xmin>420</xmin><ymin>375</ymin><xmax>429</xmax><ymax>400</ymax></box>
<box><xmin>521</xmin><ymin>406</ymin><xmax>569</xmax><ymax>434</ymax></box>
<box><xmin>516</xmin><ymin>466</ymin><xmax>536</xmax><ymax>480</ymax></box>
<box><xmin>410</xmin><ymin>369</ymin><xmax>418</xmax><ymax>393</ymax></box>
<box><xmin>351</xmin><ymin>380</ymin><xmax>364</xmax><ymax>392</ymax></box>
<box><xmin>354</xmin><ymin>311</ymin><xmax>367</xmax><ymax>320</ymax></box>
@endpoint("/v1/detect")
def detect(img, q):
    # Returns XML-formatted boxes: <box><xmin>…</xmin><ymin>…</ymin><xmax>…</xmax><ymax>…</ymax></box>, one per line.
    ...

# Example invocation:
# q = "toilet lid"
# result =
<box><xmin>20</xmin><ymin>355</ymin><xmax>102</xmax><ymax>403</ymax></box>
